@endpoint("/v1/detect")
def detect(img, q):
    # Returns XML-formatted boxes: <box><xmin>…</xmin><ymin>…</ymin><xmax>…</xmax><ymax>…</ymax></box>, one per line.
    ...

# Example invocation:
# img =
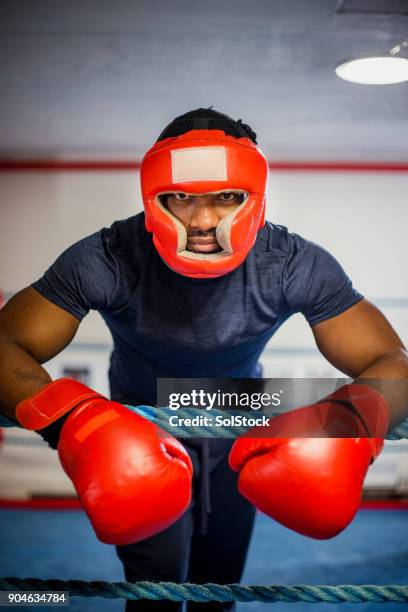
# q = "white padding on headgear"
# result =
<box><xmin>215</xmin><ymin>200</ymin><xmax>247</xmax><ymax>253</ymax></box>
<box><xmin>155</xmin><ymin>194</ymin><xmax>249</xmax><ymax>261</ymax></box>
<box><xmin>171</xmin><ymin>147</ymin><xmax>227</xmax><ymax>183</ymax></box>
<box><xmin>154</xmin><ymin>199</ymin><xmax>227</xmax><ymax>262</ymax></box>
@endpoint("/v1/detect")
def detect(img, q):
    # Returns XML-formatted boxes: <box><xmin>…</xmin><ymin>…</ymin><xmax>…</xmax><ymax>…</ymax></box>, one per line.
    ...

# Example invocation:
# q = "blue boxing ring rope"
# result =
<box><xmin>1</xmin><ymin>405</ymin><xmax>407</xmax><ymax>603</ymax></box>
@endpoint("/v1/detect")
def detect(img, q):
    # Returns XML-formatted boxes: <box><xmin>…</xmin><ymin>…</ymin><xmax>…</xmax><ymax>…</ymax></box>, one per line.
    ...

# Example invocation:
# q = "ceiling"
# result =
<box><xmin>1</xmin><ymin>0</ymin><xmax>407</xmax><ymax>161</ymax></box>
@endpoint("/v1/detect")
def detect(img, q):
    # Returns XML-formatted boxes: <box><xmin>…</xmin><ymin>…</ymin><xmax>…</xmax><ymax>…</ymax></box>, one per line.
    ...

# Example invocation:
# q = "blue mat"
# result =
<box><xmin>0</xmin><ymin>508</ymin><xmax>407</xmax><ymax>611</ymax></box>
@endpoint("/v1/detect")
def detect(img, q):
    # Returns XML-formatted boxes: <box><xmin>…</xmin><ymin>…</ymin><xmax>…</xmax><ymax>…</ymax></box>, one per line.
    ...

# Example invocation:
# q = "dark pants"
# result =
<box><xmin>116</xmin><ymin>439</ymin><xmax>256</xmax><ymax>612</ymax></box>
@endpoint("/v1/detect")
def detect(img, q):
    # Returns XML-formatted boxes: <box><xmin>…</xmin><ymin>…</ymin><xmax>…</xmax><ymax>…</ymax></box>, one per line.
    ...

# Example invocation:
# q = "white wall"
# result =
<box><xmin>1</xmin><ymin>168</ymin><xmax>406</xmax><ymax>359</ymax></box>
<box><xmin>3</xmin><ymin>170</ymin><xmax>407</xmax><ymax>295</ymax></box>
<box><xmin>1</xmin><ymin>168</ymin><xmax>407</xmax><ymax>497</ymax></box>
<box><xmin>261</xmin><ymin>171</ymin><xmax>408</xmax><ymax>377</ymax></box>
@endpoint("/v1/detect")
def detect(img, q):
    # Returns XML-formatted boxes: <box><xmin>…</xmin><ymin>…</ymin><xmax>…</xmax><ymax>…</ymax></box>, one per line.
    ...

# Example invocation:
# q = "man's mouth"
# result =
<box><xmin>186</xmin><ymin>237</ymin><xmax>222</xmax><ymax>254</ymax></box>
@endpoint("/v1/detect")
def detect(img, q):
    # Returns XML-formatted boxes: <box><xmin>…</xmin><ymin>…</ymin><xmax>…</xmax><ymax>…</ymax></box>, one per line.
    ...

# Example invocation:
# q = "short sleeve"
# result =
<box><xmin>282</xmin><ymin>234</ymin><xmax>363</xmax><ymax>326</ymax></box>
<box><xmin>32</xmin><ymin>230</ymin><xmax>119</xmax><ymax>321</ymax></box>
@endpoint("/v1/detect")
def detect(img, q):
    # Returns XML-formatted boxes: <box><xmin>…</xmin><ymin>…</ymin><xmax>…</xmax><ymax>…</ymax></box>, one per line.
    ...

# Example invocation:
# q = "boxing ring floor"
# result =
<box><xmin>0</xmin><ymin>506</ymin><xmax>407</xmax><ymax>611</ymax></box>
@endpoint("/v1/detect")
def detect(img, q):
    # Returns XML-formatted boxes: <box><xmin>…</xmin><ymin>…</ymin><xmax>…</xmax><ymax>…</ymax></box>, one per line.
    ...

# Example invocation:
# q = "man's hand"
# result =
<box><xmin>17</xmin><ymin>378</ymin><xmax>193</xmax><ymax>545</ymax></box>
<box><xmin>229</xmin><ymin>384</ymin><xmax>389</xmax><ymax>539</ymax></box>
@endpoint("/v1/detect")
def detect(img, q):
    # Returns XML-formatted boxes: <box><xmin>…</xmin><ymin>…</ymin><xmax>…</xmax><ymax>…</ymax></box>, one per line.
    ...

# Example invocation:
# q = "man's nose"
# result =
<box><xmin>189</xmin><ymin>198</ymin><xmax>219</xmax><ymax>231</ymax></box>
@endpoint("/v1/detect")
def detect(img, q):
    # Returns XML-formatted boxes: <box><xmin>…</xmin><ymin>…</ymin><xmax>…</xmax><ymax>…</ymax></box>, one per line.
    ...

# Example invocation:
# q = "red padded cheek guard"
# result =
<box><xmin>143</xmin><ymin>191</ymin><xmax>266</xmax><ymax>278</ymax></box>
<box><xmin>140</xmin><ymin>130</ymin><xmax>269</xmax><ymax>279</ymax></box>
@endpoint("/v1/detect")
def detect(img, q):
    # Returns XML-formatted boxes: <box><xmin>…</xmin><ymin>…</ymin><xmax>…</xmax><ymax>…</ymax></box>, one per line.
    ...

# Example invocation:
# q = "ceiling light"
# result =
<box><xmin>336</xmin><ymin>40</ymin><xmax>408</xmax><ymax>85</ymax></box>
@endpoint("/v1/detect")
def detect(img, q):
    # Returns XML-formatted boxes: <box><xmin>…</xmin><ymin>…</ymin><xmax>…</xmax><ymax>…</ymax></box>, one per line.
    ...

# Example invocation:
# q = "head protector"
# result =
<box><xmin>140</xmin><ymin>114</ymin><xmax>269</xmax><ymax>279</ymax></box>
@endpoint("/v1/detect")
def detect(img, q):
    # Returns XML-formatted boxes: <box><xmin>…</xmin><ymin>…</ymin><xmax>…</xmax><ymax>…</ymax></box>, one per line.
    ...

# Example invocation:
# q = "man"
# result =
<box><xmin>0</xmin><ymin>108</ymin><xmax>407</xmax><ymax>612</ymax></box>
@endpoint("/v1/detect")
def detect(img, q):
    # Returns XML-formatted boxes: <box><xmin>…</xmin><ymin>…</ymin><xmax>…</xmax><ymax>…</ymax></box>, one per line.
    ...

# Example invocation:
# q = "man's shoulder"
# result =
<box><xmin>255</xmin><ymin>221</ymin><xmax>311</xmax><ymax>256</ymax></box>
<box><xmin>100</xmin><ymin>212</ymin><xmax>149</xmax><ymax>250</ymax></box>
<box><xmin>61</xmin><ymin>212</ymin><xmax>151</xmax><ymax>279</ymax></box>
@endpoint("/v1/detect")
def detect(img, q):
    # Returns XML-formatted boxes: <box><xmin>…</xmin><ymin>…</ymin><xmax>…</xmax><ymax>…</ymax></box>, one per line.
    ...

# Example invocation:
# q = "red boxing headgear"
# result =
<box><xmin>140</xmin><ymin>130</ymin><xmax>269</xmax><ymax>279</ymax></box>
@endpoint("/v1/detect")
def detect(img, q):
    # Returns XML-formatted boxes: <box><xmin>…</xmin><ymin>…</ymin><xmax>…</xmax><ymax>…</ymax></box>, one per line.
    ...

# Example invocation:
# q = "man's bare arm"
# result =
<box><xmin>312</xmin><ymin>299</ymin><xmax>408</xmax><ymax>428</ymax></box>
<box><xmin>0</xmin><ymin>287</ymin><xmax>80</xmax><ymax>420</ymax></box>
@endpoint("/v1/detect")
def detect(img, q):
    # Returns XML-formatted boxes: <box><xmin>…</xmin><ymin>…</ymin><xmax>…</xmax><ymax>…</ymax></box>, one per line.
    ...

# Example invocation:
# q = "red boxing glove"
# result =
<box><xmin>229</xmin><ymin>384</ymin><xmax>389</xmax><ymax>540</ymax></box>
<box><xmin>16</xmin><ymin>379</ymin><xmax>193</xmax><ymax>545</ymax></box>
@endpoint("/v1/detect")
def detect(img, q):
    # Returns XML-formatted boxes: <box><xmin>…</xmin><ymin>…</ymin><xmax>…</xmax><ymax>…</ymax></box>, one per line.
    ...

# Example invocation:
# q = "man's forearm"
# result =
<box><xmin>356</xmin><ymin>347</ymin><xmax>408</xmax><ymax>429</ymax></box>
<box><xmin>0</xmin><ymin>336</ymin><xmax>51</xmax><ymax>420</ymax></box>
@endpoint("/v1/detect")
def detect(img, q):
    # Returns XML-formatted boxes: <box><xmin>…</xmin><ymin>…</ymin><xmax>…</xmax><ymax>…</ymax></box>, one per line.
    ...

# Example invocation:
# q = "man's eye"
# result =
<box><xmin>219</xmin><ymin>192</ymin><xmax>241</xmax><ymax>201</ymax></box>
<box><xmin>174</xmin><ymin>193</ymin><xmax>189</xmax><ymax>201</ymax></box>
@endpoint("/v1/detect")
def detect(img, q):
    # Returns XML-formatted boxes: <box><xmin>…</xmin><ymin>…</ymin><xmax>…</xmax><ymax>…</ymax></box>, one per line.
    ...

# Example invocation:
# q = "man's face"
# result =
<box><xmin>163</xmin><ymin>191</ymin><xmax>246</xmax><ymax>254</ymax></box>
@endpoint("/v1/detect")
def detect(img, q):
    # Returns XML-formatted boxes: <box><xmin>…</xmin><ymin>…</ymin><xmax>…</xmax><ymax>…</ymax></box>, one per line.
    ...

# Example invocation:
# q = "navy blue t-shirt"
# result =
<box><xmin>32</xmin><ymin>213</ymin><xmax>363</xmax><ymax>405</ymax></box>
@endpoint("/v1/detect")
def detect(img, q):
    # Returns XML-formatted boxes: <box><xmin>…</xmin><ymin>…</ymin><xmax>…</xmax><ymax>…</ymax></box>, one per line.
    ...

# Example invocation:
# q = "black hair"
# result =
<box><xmin>156</xmin><ymin>107</ymin><xmax>258</xmax><ymax>144</ymax></box>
